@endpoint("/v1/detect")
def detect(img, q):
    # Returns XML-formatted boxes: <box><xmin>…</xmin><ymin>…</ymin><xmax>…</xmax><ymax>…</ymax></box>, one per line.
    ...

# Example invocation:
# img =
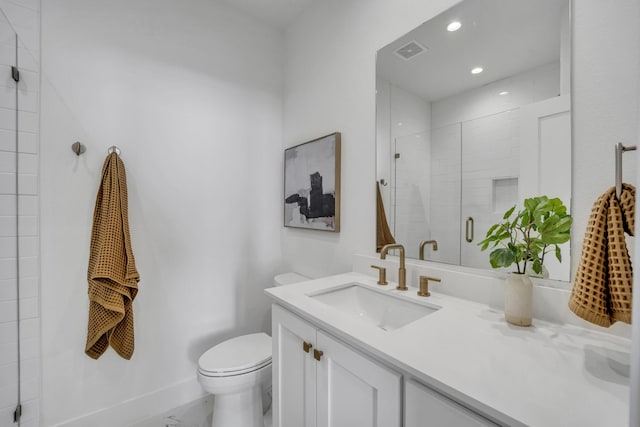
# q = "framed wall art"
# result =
<box><xmin>284</xmin><ymin>132</ymin><xmax>341</xmax><ymax>232</ymax></box>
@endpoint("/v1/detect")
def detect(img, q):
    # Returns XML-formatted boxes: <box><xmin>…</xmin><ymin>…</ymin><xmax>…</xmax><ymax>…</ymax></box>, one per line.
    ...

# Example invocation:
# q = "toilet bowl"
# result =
<box><xmin>197</xmin><ymin>272</ymin><xmax>308</xmax><ymax>427</ymax></box>
<box><xmin>198</xmin><ymin>333</ymin><xmax>272</xmax><ymax>427</ymax></box>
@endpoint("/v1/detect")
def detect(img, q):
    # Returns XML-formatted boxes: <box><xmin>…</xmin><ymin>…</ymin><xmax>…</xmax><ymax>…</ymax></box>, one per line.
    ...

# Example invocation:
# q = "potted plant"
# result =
<box><xmin>478</xmin><ymin>196</ymin><xmax>572</xmax><ymax>326</ymax></box>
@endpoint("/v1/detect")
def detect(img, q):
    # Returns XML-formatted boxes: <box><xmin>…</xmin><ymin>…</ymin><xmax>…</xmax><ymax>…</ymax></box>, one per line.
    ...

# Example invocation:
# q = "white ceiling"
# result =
<box><xmin>218</xmin><ymin>0</ymin><xmax>314</xmax><ymax>29</ymax></box>
<box><xmin>377</xmin><ymin>0</ymin><xmax>569</xmax><ymax>101</ymax></box>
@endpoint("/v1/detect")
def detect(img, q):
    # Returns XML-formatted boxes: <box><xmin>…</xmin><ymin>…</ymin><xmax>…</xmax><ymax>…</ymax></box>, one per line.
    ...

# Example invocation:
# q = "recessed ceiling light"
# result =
<box><xmin>447</xmin><ymin>21</ymin><xmax>462</xmax><ymax>32</ymax></box>
<box><xmin>471</xmin><ymin>67</ymin><xmax>483</xmax><ymax>74</ymax></box>
<box><xmin>499</xmin><ymin>91</ymin><xmax>509</xmax><ymax>96</ymax></box>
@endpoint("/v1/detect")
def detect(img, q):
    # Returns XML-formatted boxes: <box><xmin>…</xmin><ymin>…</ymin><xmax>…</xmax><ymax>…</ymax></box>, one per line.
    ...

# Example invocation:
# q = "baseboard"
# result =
<box><xmin>54</xmin><ymin>376</ymin><xmax>206</xmax><ymax>427</ymax></box>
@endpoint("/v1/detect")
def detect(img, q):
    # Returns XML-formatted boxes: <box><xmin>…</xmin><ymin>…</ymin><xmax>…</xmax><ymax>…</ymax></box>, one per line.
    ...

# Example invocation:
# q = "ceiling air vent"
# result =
<box><xmin>394</xmin><ymin>40</ymin><xmax>428</xmax><ymax>60</ymax></box>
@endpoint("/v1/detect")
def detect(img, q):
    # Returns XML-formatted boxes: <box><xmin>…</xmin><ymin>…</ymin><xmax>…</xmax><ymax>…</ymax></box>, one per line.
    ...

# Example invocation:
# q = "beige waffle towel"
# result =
<box><xmin>376</xmin><ymin>182</ymin><xmax>395</xmax><ymax>252</ymax></box>
<box><xmin>85</xmin><ymin>152</ymin><xmax>140</xmax><ymax>359</ymax></box>
<box><xmin>569</xmin><ymin>184</ymin><xmax>634</xmax><ymax>327</ymax></box>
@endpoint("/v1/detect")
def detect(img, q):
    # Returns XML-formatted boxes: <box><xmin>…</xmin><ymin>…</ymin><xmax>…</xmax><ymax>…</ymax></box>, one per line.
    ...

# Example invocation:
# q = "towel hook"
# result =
<box><xmin>615</xmin><ymin>142</ymin><xmax>637</xmax><ymax>199</ymax></box>
<box><xmin>108</xmin><ymin>145</ymin><xmax>121</xmax><ymax>156</ymax></box>
<box><xmin>71</xmin><ymin>141</ymin><xmax>86</xmax><ymax>156</ymax></box>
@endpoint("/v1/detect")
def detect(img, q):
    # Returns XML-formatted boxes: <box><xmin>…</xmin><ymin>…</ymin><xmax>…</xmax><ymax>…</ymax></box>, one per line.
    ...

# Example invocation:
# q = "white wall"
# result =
<box><xmin>571</xmin><ymin>1</ymin><xmax>640</xmax><ymax>422</ymax></box>
<box><xmin>572</xmin><ymin>0</ymin><xmax>639</xmax><ymax>278</ymax></box>
<box><xmin>0</xmin><ymin>0</ymin><xmax>40</xmax><ymax>426</ymax></box>
<box><xmin>283</xmin><ymin>0</ymin><xmax>460</xmax><ymax>278</ymax></box>
<box><xmin>40</xmin><ymin>0</ymin><xmax>283</xmax><ymax>425</ymax></box>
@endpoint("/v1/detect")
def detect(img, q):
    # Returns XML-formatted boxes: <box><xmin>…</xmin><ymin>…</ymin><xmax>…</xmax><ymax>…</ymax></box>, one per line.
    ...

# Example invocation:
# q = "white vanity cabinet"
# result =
<box><xmin>405</xmin><ymin>379</ymin><xmax>498</xmax><ymax>427</ymax></box>
<box><xmin>272</xmin><ymin>304</ymin><xmax>402</xmax><ymax>427</ymax></box>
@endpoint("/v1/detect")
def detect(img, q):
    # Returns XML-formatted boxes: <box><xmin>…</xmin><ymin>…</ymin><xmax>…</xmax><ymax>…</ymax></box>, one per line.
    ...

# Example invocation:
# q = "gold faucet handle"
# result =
<box><xmin>371</xmin><ymin>265</ymin><xmax>388</xmax><ymax>285</ymax></box>
<box><xmin>418</xmin><ymin>276</ymin><xmax>441</xmax><ymax>297</ymax></box>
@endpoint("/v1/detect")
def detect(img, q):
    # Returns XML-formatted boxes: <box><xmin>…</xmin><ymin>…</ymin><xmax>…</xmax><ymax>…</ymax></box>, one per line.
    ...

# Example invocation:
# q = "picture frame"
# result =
<box><xmin>284</xmin><ymin>132</ymin><xmax>341</xmax><ymax>232</ymax></box>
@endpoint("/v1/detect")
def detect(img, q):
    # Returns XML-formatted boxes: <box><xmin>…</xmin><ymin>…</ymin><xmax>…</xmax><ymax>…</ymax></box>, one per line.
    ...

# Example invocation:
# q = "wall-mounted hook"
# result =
<box><xmin>71</xmin><ymin>141</ymin><xmax>86</xmax><ymax>156</ymax></box>
<box><xmin>108</xmin><ymin>145</ymin><xmax>121</xmax><ymax>156</ymax></box>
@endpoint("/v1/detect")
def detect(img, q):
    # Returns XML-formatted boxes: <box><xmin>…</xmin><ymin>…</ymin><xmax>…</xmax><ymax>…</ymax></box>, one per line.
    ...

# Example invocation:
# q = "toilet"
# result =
<box><xmin>197</xmin><ymin>272</ymin><xmax>308</xmax><ymax>427</ymax></box>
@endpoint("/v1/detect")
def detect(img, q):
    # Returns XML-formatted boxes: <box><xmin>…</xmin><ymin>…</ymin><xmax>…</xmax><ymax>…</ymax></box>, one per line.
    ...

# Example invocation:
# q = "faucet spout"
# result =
<box><xmin>419</xmin><ymin>240</ymin><xmax>438</xmax><ymax>260</ymax></box>
<box><xmin>380</xmin><ymin>244</ymin><xmax>407</xmax><ymax>291</ymax></box>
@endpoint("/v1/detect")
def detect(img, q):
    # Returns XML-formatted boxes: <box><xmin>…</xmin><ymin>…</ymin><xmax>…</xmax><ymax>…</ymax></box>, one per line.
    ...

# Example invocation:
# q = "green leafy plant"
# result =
<box><xmin>478</xmin><ymin>196</ymin><xmax>572</xmax><ymax>275</ymax></box>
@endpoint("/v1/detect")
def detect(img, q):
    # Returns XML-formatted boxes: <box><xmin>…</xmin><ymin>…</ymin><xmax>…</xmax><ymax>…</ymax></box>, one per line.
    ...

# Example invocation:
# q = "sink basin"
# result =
<box><xmin>309</xmin><ymin>283</ymin><xmax>439</xmax><ymax>331</ymax></box>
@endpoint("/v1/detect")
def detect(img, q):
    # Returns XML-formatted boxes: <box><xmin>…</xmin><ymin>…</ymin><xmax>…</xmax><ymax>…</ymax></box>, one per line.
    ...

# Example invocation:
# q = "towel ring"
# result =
<box><xmin>108</xmin><ymin>146</ymin><xmax>121</xmax><ymax>156</ymax></box>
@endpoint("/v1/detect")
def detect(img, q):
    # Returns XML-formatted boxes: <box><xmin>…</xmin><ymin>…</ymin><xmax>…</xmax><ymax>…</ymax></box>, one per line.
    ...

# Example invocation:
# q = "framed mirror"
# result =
<box><xmin>376</xmin><ymin>0</ymin><xmax>572</xmax><ymax>281</ymax></box>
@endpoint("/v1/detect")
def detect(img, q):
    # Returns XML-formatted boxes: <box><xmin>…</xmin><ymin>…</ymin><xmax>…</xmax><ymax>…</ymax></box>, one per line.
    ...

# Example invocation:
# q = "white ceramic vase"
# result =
<box><xmin>504</xmin><ymin>273</ymin><xmax>533</xmax><ymax>326</ymax></box>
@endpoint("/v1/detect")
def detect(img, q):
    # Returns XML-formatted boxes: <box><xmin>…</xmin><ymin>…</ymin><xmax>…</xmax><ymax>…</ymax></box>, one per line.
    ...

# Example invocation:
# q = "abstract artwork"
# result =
<box><xmin>284</xmin><ymin>132</ymin><xmax>341</xmax><ymax>232</ymax></box>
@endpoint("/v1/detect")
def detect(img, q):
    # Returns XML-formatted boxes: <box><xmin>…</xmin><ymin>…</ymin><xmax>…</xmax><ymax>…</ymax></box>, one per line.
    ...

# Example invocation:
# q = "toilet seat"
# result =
<box><xmin>198</xmin><ymin>332</ymin><xmax>272</xmax><ymax>377</ymax></box>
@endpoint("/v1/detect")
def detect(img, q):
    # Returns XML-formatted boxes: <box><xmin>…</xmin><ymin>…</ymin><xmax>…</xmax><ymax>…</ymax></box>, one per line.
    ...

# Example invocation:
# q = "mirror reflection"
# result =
<box><xmin>376</xmin><ymin>0</ymin><xmax>572</xmax><ymax>281</ymax></box>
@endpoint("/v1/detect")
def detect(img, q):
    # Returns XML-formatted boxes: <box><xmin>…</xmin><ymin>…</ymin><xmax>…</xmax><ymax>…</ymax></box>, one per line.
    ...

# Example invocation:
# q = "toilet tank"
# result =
<box><xmin>273</xmin><ymin>272</ymin><xmax>308</xmax><ymax>287</ymax></box>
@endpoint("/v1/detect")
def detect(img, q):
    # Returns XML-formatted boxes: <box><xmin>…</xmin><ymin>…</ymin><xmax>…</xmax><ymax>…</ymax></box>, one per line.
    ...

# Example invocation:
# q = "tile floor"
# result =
<box><xmin>130</xmin><ymin>396</ymin><xmax>273</xmax><ymax>427</ymax></box>
<box><xmin>130</xmin><ymin>397</ymin><xmax>213</xmax><ymax>427</ymax></box>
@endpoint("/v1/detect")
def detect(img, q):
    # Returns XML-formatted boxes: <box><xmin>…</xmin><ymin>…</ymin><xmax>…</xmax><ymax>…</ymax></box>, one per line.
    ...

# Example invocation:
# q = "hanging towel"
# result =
<box><xmin>569</xmin><ymin>184</ymin><xmax>635</xmax><ymax>327</ymax></box>
<box><xmin>85</xmin><ymin>152</ymin><xmax>140</xmax><ymax>360</ymax></box>
<box><xmin>376</xmin><ymin>182</ymin><xmax>396</xmax><ymax>252</ymax></box>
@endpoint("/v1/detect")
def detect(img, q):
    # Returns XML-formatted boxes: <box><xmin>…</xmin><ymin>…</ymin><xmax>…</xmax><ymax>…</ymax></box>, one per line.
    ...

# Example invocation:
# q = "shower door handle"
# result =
<box><xmin>465</xmin><ymin>217</ymin><xmax>474</xmax><ymax>243</ymax></box>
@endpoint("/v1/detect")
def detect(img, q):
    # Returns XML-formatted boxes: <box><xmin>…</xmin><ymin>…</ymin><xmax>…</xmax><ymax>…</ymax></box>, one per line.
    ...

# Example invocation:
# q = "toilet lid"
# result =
<box><xmin>198</xmin><ymin>332</ymin><xmax>272</xmax><ymax>374</ymax></box>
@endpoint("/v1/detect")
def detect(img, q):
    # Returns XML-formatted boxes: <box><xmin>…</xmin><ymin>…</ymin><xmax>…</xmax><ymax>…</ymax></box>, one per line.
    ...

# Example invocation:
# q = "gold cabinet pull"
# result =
<box><xmin>313</xmin><ymin>349</ymin><xmax>324</xmax><ymax>361</ymax></box>
<box><xmin>303</xmin><ymin>341</ymin><xmax>313</xmax><ymax>353</ymax></box>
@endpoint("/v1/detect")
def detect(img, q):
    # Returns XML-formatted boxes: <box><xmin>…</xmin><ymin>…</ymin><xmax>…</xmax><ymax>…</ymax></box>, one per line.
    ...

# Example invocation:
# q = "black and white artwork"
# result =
<box><xmin>284</xmin><ymin>132</ymin><xmax>341</xmax><ymax>232</ymax></box>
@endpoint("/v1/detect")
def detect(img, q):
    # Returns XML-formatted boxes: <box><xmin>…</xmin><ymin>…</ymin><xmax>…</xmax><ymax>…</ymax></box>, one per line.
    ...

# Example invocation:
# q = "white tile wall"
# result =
<box><xmin>460</xmin><ymin>109</ymin><xmax>520</xmax><ymax>270</ymax></box>
<box><xmin>0</xmin><ymin>0</ymin><xmax>40</xmax><ymax>425</ymax></box>
<box><xmin>429</xmin><ymin>123</ymin><xmax>461</xmax><ymax>265</ymax></box>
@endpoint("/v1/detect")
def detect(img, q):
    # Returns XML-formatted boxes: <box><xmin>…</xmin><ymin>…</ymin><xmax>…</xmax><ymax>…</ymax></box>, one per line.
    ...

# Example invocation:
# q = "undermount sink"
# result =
<box><xmin>309</xmin><ymin>283</ymin><xmax>439</xmax><ymax>331</ymax></box>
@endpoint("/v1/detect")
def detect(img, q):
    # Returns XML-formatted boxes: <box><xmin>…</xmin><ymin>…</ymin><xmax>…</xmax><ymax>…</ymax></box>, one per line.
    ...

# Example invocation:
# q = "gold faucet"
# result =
<box><xmin>380</xmin><ymin>243</ymin><xmax>407</xmax><ymax>291</ymax></box>
<box><xmin>419</xmin><ymin>240</ymin><xmax>438</xmax><ymax>260</ymax></box>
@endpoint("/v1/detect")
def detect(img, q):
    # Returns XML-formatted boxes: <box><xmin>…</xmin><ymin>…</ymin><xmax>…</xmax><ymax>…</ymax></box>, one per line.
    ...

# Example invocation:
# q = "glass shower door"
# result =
<box><xmin>392</xmin><ymin>131</ymin><xmax>431</xmax><ymax>259</ymax></box>
<box><xmin>0</xmin><ymin>11</ymin><xmax>20</xmax><ymax>426</ymax></box>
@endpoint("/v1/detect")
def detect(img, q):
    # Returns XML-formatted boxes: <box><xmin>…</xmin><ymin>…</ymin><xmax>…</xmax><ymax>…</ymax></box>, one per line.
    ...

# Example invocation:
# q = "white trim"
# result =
<box><xmin>53</xmin><ymin>377</ymin><xmax>205</xmax><ymax>427</ymax></box>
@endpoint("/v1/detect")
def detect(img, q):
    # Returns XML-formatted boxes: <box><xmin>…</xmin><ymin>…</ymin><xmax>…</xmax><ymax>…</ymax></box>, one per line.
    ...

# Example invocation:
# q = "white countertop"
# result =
<box><xmin>265</xmin><ymin>272</ymin><xmax>631</xmax><ymax>427</ymax></box>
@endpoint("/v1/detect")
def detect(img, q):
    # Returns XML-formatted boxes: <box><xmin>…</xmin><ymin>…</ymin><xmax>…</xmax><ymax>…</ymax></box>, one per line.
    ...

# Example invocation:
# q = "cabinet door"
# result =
<box><xmin>272</xmin><ymin>305</ymin><xmax>318</xmax><ymax>427</ymax></box>
<box><xmin>405</xmin><ymin>379</ymin><xmax>498</xmax><ymax>427</ymax></box>
<box><xmin>316</xmin><ymin>331</ymin><xmax>402</xmax><ymax>427</ymax></box>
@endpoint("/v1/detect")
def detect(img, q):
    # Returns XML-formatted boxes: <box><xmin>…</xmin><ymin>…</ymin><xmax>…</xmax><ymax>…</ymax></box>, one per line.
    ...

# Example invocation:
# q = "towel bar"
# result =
<box><xmin>615</xmin><ymin>142</ymin><xmax>637</xmax><ymax>199</ymax></box>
